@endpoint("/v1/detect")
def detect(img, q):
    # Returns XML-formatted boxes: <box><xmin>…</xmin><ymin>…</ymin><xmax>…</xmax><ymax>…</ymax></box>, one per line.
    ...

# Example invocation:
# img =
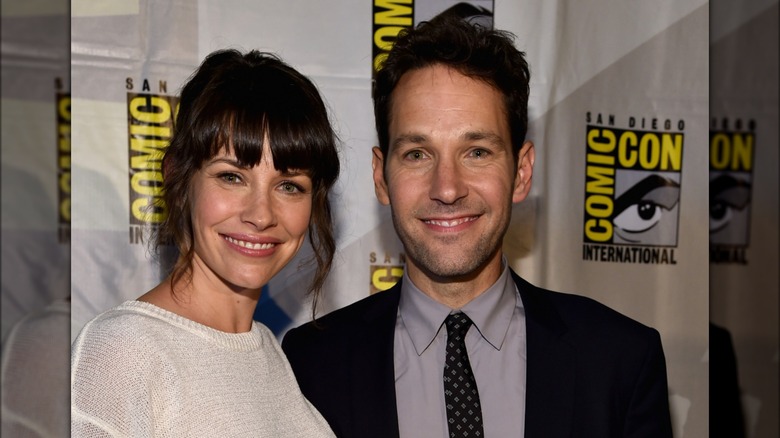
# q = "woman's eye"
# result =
<box><xmin>219</xmin><ymin>172</ymin><xmax>242</xmax><ymax>184</ymax></box>
<box><xmin>280</xmin><ymin>182</ymin><xmax>302</xmax><ymax>193</ymax></box>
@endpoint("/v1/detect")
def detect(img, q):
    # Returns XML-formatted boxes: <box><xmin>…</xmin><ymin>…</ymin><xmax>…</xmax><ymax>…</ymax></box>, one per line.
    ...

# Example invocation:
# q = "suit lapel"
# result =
<box><xmin>514</xmin><ymin>273</ymin><xmax>576</xmax><ymax>438</ymax></box>
<box><xmin>348</xmin><ymin>284</ymin><xmax>401</xmax><ymax>438</ymax></box>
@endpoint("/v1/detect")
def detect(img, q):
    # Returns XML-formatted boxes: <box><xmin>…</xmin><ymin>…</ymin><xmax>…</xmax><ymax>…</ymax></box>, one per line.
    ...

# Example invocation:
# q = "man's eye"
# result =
<box><xmin>471</xmin><ymin>149</ymin><xmax>489</xmax><ymax>159</ymax></box>
<box><xmin>404</xmin><ymin>150</ymin><xmax>426</xmax><ymax>161</ymax></box>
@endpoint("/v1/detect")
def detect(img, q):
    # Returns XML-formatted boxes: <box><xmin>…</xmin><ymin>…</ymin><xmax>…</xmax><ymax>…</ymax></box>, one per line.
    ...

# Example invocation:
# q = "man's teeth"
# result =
<box><xmin>225</xmin><ymin>236</ymin><xmax>275</xmax><ymax>250</ymax></box>
<box><xmin>425</xmin><ymin>217</ymin><xmax>476</xmax><ymax>227</ymax></box>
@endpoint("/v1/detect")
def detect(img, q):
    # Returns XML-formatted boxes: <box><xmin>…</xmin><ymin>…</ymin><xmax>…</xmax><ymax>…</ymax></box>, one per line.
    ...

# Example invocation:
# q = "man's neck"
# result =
<box><xmin>405</xmin><ymin>256</ymin><xmax>504</xmax><ymax>309</ymax></box>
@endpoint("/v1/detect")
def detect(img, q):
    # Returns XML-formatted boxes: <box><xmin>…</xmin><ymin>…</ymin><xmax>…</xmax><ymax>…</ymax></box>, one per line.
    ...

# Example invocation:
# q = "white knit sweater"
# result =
<box><xmin>2</xmin><ymin>298</ymin><xmax>70</xmax><ymax>438</ymax></box>
<box><xmin>71</xmin><ymin>300</ymin><xmax>335</xmax><ymax>437</ymax></box>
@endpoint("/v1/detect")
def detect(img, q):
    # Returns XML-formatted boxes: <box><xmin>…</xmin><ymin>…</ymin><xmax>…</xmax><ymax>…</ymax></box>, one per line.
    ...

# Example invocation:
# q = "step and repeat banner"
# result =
<box><xmin>709</xmin><ymin>1</ymin><xmax>779</xmax><ymax>438</ymax></box>
<box><xmin>1</xmin><ymin>0</ymin><xmax>776</xmax><ymax>437</ymax></box>
<box><xmin>1</xmin><ymin>0</ymin><xmax>70</xmax><ymax>347</ymax></box>
<box><xmin>1</xmin><ymin>1</ymin><xmax>71</xmax><ymax>435</ymax></box>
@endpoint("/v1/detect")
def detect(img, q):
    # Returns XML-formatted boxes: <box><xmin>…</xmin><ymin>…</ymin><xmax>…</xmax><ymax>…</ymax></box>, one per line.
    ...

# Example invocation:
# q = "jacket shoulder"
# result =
<box><xmin>514</xmin><ymin>273</ymin><xmax>660</xmax><ymax>345</ymax></box>
<box><xmin>282</xmin><ymin>285</ymin><xmax>400</xmax><ymax>352</ymax></box>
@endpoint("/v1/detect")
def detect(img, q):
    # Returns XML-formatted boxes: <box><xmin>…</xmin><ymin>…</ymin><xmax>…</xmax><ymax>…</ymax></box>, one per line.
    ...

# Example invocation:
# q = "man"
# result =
<box><xmin>283</xmin><ymin>14</ymin><xmax>673</xmax><ymax>438</ymax></box>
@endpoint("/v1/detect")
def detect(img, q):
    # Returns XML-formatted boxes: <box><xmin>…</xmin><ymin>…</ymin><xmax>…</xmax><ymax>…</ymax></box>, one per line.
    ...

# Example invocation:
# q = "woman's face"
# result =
<box><xmin>187</xmin><ymin>143</ymin><xmax>312</xmax><ymax>294</ymax></box>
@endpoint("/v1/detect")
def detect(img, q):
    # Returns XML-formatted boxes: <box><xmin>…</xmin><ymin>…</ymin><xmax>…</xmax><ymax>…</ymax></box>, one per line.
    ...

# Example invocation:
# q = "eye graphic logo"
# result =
<box><xmin>582</xmin><ymin>123</ymin><xmax>684</xmax><ymax>265</ymax></box>
<box><xmin>709</xmin><ymin>174</ymin><xmax>751</xmax><ymax>245</ymax></box>
<box><xmin>613</xmin><ymin>172</ymin><xmax>680</xmax><ymax>246</ymax></box>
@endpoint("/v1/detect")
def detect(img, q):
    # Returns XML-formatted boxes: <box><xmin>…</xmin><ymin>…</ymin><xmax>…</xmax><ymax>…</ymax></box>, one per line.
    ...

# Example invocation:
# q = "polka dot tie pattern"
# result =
<box><xmin>443</xmin><ymin>312</ymin><xmax>484</xmax><ymax>437</ymax></box>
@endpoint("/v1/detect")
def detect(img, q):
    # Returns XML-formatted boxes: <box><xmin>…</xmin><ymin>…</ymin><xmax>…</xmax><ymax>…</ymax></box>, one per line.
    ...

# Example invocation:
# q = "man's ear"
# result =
<box><xmin>372</xmin><ymin>147</ymin><xmax>391</xmax><ymax>205</ymax></box>
<box><xmin>512</xmin><ymin>141</ymin><xmax>535</xmax><ymax>203</ymax></box>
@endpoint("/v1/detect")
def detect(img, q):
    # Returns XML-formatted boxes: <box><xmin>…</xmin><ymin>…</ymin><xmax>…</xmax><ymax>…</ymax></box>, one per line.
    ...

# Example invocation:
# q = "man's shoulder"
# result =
<box><xmin>552</xmin><ymin>289</ymin><xmax>655</xmax><ymax>333</ymax></box>
<box><xmin>514</xmin><ymin>274</ymin><xmax>660</xmax><ymax>343</ymax></box>
<box><xmin>282</xmin><ymin>285</ymin><xmax>400</xmax><ymax>349</ymax></box>
<box><xmin>306</xmin><ymin>285</ymin><xmax>399</xmax><ymax>330</ymax></box>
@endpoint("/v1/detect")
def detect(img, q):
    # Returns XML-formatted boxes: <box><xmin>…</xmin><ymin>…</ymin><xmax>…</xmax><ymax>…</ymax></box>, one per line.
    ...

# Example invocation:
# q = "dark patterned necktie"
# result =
<box><xmin>443</xmin><ymin>312</ymin><xmax>484</xmax><ymax>437</ymax></box>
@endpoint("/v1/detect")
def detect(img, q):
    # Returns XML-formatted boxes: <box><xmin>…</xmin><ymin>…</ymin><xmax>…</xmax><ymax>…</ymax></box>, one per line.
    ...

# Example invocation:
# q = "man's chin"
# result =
<box><xmin>413</xmin><ymin>257</ymin><xmax>485</xmax><ymax>283</ymax></box>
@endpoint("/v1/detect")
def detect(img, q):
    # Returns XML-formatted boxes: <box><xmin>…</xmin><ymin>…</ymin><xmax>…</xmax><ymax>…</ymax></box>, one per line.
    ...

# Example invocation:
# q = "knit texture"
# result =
<box><xmin>2</xmin><ymin>298</ymin><xmax>70</xmax><ymax>438</ymax></box>
<box><xmin>71</xmin><ymin>300</ymin><xmax>335</xmax><ymax>437</ymax></box>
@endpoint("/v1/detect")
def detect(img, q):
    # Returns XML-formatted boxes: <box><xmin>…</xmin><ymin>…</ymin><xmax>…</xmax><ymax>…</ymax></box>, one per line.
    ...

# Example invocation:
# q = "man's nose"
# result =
<box><xmin>428</xmin><ymin>157</ymin><xmax>468</xmax><ymax>205</ymax></box>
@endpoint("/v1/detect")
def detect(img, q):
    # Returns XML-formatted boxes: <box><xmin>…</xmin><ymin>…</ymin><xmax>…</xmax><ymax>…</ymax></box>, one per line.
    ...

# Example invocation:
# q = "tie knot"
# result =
<box><xmin>445</xmin><ymin>312</ymin><xmax>473</xmax><ymax>338</ymax></box>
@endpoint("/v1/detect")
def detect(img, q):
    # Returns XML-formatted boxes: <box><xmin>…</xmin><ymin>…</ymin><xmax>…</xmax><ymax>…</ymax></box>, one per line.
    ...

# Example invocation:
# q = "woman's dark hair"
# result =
<box><xmin>373</xmin><ymin>13</ymin><xmax>530</xmax><ymax>161</ymax></box>
<box><xmin>156</xmin><ymin>49</ymin><xmax>340</xmax><ymax>313</ymax></box>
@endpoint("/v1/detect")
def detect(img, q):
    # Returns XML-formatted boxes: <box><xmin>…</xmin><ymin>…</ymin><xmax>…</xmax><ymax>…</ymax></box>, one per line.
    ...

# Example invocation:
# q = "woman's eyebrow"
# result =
<box><xmin>205</xmin><ymin>157</ymin><xmax>246</xmax><ymax>168</ymax></box>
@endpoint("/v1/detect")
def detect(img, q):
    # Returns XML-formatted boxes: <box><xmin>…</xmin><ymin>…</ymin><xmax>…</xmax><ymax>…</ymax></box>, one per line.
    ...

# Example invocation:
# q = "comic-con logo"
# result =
<box><xmin>582</xmin><ymin>114</ymin><xmax>684</xmax><ymax>264</ymax></box>
<box><xmin>369</xmin><ymin>252</ymin><xmax>405</xmax><ymax>294</ymax></box>
<box><xmin>372</xmin><ymin>1</ymin><xmax>494</xmax><ymax>76</ymax></box>
<box><xmin>709</xmin><ymin>118</ymin><xmax>754</xmax><ymax>264</ymax></box>
<box><xmin>126</xmin><ymin>78</ymin><xmax>179</xmax><ymax>245</ymax></box>
<box><xmin>372</xmin><ymin>0</ymin><xmax>413</xmax><ymax>76</ymax></box>
<box><xmin>57</xmin><ymin>88</ymin><xmax>71</xmax><ymax>244</ymax></box>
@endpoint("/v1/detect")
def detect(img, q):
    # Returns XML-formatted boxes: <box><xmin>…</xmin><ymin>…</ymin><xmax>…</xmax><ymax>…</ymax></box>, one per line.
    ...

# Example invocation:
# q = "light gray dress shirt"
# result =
<box><xmin>394</xmin><ymin>261</ymin><xmax>527</xmax><ymax>437</ymax></box>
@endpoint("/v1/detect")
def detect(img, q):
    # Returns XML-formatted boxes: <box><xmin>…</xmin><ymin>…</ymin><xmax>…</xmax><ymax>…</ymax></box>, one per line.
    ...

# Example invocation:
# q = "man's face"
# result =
<box><xmin>373</xmin><ymin>64</ymin><xmax>534</xmax><ymax>290</ymax></box>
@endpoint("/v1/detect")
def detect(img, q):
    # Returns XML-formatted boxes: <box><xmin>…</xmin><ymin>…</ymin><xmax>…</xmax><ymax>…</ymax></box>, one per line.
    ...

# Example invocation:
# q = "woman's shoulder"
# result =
<box><xmin>70</xmin><ymin>302</ymin><xmax>182</xmax><ymax>435</ymax></box>
<box><xmin>71</xmin><ymin>301</ymin><xmax>190</xmax><ymax>367</ymax></box>
<box><xmin>75</xmin><ymin>301</ymin><xmax>173</xmax><ymax>340</ymax></box>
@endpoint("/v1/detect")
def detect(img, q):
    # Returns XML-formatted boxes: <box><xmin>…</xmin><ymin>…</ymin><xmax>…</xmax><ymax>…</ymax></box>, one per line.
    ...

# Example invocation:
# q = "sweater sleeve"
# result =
<box><xmin>71</xmin><ymin>320</ymin><xmax>157</xmax><ymax>437</ymax></box>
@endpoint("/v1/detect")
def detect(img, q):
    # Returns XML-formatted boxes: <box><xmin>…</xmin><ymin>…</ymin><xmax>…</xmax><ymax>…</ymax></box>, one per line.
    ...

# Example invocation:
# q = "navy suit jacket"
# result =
<box><xmin>282</xmin><ymin>271</ymin><xmax>673</xmax><ymax>437</ymax></box>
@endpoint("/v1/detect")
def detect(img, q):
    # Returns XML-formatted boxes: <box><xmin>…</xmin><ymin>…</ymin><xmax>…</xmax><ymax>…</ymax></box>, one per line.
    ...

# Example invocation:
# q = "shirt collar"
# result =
<box><xmin>398</xmin><ymin>259</ymin><xmax>520</xmax><ymax>355</ymax></box>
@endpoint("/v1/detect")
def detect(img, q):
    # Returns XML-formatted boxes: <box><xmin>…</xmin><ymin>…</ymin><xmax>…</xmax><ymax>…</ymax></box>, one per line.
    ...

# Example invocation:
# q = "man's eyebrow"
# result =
<box><xmin>392</xmin><ymin>131</ymin><xmax>506</xmax><ymax>149</ymax></box>
<box><xmin>391</xmin><ymin>133</ymin><xmax>428</xmax><ymax>149</ymax></box>
<box><xmin>463</xmin><ymin>131</ymin><xmax>506</xmax><ymax>147</ymax></box>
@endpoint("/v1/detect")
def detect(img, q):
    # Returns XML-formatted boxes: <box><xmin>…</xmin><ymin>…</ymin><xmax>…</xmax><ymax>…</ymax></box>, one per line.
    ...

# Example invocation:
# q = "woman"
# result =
<box><xmin>71</xmin><ymin>49</ymin><xmax>340</xmax><ymax>437</ymax></box>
